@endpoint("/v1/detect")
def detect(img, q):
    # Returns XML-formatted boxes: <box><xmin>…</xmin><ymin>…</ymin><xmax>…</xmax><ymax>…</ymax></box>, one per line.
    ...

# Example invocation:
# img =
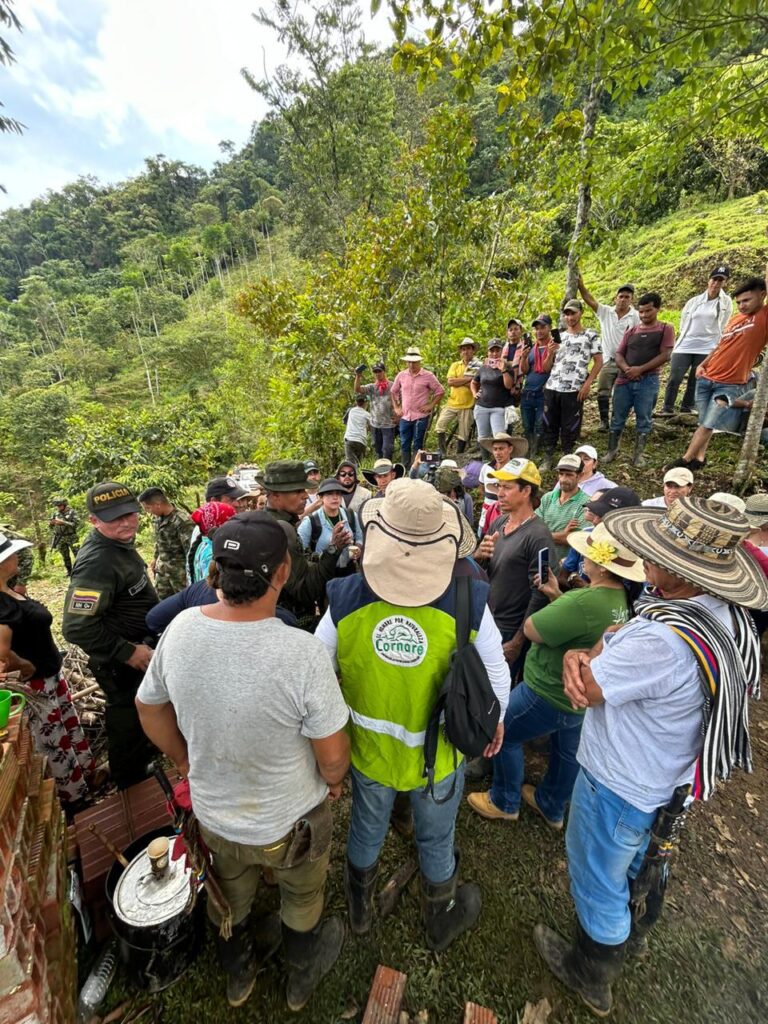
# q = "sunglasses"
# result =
<box><xmin>338</xmin><ymin>472</ymin><xmax>355</xmax><ymax>478</ymax></box>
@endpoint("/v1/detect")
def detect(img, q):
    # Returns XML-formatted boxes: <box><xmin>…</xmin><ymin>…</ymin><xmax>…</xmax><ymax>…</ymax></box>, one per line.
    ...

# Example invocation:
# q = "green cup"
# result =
<box><xmin>0</xmin><ymin>689</ymin><xmax>25</xmax><ymax>729</ymax></box>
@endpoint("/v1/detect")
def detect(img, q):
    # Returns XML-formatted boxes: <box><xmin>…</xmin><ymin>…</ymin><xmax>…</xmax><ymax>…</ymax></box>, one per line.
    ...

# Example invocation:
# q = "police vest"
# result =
<box><xmin>326</xmin><ymin>574</ymin><xmax>488</xmax><ymax>791</ymax></box>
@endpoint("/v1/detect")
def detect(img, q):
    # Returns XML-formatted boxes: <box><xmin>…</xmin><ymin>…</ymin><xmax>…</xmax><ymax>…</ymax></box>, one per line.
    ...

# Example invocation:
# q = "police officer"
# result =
<box><xmin>62</xmin><ymin>481</ymin><xmax>158</xmax><ymax>789</ymax></box>
<box><xmin>49</xmin><ymin>497</ymin><xmax>79</xmax><ymax>575</ymax></box>
<box><xmin>138</xmin><ymin>487</ymin><xmax>194</xmax><ymax>599</ymax></box>
<box><xmin>258</xmin><ymin>460</ymin><xmax>349</xmax><ymax>630</ymax></box>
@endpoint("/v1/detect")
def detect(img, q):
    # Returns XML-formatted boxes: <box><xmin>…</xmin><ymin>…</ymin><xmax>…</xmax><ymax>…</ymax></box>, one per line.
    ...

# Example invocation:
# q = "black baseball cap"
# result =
<box><xmin>213</xmin><ymin>511</ymin><xmax>288</xmax><ymax>577</ymax></box>
<box><xmin>304</xmin><ymin>460</ymin><xmax>320</xmax><ymax>473</ymax></box>
<box><xmin>616</xmin><ymin>283</ymin><xmax>635</xmax><ymax>294</ymax></box>
<box><xmin>86</xmin><ymin>481</ymin><xmax>141</xmax><ymax>522</ymax></box>
<box><xmin>205</xmin><ymin>476</ymin><xmax>249</xmax><ymax>502</ymax></box>
<box><xmin>532</xmin><ymin>313</ymin><xmax>552</xmax><ymax>327</ymax></box>
<box><xmin>586</xmin><ymin>485</ymin><xmax>641</xmax><ymax>518</ymax></box>
<box><xmin>507</xmin><ymin>318</ymin><xmax>523</xmax><ymax>328</ymax></box>
<box><xmin>372</xmin><ymin>362</ymin><xmax>386</xmax><ymax>372</ymax></box>
<box><xmin>710</xmin><ymin>264</ymin><xmax>730</xmax><ymax>280</ymax></box>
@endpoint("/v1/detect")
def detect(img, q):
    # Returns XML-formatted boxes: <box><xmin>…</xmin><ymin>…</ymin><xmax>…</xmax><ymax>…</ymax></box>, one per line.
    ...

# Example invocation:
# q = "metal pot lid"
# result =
<box><xmin>113</xmin><ymin>842</ymin><xmax>194</xmax><ymax>927</ymax></box>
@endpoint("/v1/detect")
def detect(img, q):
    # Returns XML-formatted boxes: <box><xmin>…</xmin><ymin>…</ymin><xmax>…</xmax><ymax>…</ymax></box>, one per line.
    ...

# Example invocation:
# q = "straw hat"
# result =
<box><xmin>744</xmin><ymin>493</ymin><xmax>768</xmax><ymax>529</ymax></box>
<box><xmin>566</xmin><ymin>523</ymin><xmax>645</xmax><ymax>582</ymax></box>
<box><xmin>359</xmin><ymin>479</ymin><xmax>461</xmax><ymax>606</ymax></box>
<box><xmin>709</xmin><ymin>492</ymin><xmax>746</xmax><ymax>515</ymax></box>
<box><xmin>480</xmin><ymin>432</ymin><xmax>529</xmax><ymax>456</ymax></box>
<box><xmin>402</xmin><ymin>347</ymin><xmax>423</xmax><ymax>362</ymax></box>
<box><xmin>602</xmin><ymin>497</ymin><xmax>768</xmax><ymax>609</ymax></box>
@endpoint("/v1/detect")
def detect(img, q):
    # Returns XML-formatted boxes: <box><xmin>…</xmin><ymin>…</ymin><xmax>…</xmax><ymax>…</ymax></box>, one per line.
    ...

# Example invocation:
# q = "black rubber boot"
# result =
<box><xmin>345</xmin><ymin>858</ymin><xmax>379</xmax><ymax>935</ymax></box>
<box><xmin>390</xmin><ymin>791</ymin><xmax>414</xmax><ymax>838</ymax></box>
<box><xmin>529</xmin><ymin>433</ymin><xmax>539</xmax><ymax>459</ymax></box>
<box><xmin>456</xmin><ymin>439</ymin><xmax>467</xmax><ymax>454</ymax></box>
<box><xmin>533</xmin><ymin>921</ymin><xmax>626</xmax><ymax>1018</ymax></box>
<box><xmin>597</xmin><ymin>396</ymin><xmax>610</xmax><ymax>432</ymax></box>
<box><xmin>602</xmin><ymin>431</ymin><xmax>622</xmax><ymax>464</ymax></box>
<box><xmin>437</xmin><ymin>432</ymin><xmax>448</xmax><ymax>458</ymax></box>
<box><xmin>632</xmin><ymin>433</ymin><xmax>649</xmax><ymax>467</ymax></box>
<box><xmin>282</xmin><ymin>917</ymin><xmax>345</xmax><ymax>1012</ymax></box>
<box><xmin>464</xmin><ymin>756</ymin><xmax>493</xmax><ymax>782</ymax></box>
<box><xmin>538</xmin><ymin>447</ymin><xmax>555</xmax><ymax>471</ymax></box>
<box><xmin>216</xmin><ymin>918</ymin><xmax>260</xmax><ymax>1008</ymax></box>
<box><xmin>421</xmin><ymin>852</ymin><xmax>481</xmax><ymax>952</ymax></box>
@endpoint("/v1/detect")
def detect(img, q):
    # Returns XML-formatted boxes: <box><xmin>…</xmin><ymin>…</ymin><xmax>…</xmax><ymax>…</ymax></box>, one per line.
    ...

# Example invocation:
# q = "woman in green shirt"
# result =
<box><xmin>467</xmin><ymin>523</ymin><xmax>644</xmax><ymax>829</ymax></box>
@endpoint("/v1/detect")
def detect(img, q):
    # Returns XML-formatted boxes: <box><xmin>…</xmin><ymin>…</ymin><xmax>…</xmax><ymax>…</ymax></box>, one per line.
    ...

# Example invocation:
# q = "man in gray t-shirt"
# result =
<box><xmin>137</xmin><ymin>512</ymin><xmax>349</xmax><ymax>1013</ymax></box>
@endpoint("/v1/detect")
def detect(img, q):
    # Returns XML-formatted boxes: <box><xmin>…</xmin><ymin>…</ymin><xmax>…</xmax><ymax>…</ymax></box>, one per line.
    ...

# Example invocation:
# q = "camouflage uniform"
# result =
<box><xmin>49</xmin><ymin>504</ymin><xmax>79</xmax><ymax>575</ymax></box>
<box><xmin>0</xmin><ymin>523</ymin><xmax>34</xmax><ymax>590</ymax></box>
<box><xmin>152</xmin><ymin>508</ymin><xmax>195</xmax><ymax>600</ymax></box>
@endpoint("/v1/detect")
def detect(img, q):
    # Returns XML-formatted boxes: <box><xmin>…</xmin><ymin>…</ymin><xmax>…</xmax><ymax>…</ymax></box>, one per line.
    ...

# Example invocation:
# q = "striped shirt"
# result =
<box><xmin>536</xmin><ymin>488</ymin><xmax>590</xmax><ymax>558</ymax></box>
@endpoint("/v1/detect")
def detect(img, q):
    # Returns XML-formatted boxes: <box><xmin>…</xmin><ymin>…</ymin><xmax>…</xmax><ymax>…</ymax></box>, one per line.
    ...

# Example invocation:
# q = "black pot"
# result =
<box><xmin>105</xmin><ymin>826</ymin><xmax>204</xmax><ymax>993</ymax></box>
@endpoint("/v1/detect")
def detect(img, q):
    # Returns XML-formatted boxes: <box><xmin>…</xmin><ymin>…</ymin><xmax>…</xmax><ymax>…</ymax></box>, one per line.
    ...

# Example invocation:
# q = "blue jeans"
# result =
<box><xmin>490</xmin><ymin>682</ymin><xmax>583</xmax><ymax>820</ymax></box>
<box><xmin>695</xmin><ymin>377</ymin><xmax>747</xmax><ymax>431</ymax></box>
<box><xmin>473</xmin><ymin>405</ymin><xmax>507</xmax><ymax>440</ymax></box>
<box><xmin>566</xmin><ymin>768</ymin><xmax>655</xmax><ymax>945</ymax></box>
<box><xmin>399</xmin><ymin>416</ymin><xmax>429</xmax><ymax>464</ymax></box>
<box><xmin>520</xmin><ymin>388</ymin><xmax>545</xmax><ymax>436</ymax></box>
<box><xmin>610</xmin><ymin>376</ymin><xmax>659</xmax><ymax>434</ymax></box>
<box><xmin>372</xmin><ymin>426</ymin><xmax>395</xmax><ymax>460</ymax></box>
<box><xmin>347</xmin><ymin>763</ymin><xmax>465</xmax><ymax>883</ymax></box>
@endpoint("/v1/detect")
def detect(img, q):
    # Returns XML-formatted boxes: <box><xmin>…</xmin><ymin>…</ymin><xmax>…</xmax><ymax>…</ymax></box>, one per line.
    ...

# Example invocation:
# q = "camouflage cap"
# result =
<box><xmin>256</xmin><ymin>460</ymin><xmax>309</xmax><ymax>493</ymax></box>
<box><xmin>433</xmin><ymin>466</ymin><xmax>462</xmax><ymax>495</ymax></box>
<box><xmin>86</xmin><ymin>481</ymin><xmax>140</xmax><ymax>522</ymax></box>
<box><xmin>51</xmin><ymin>497</ymin><xmax>67</xmax><ymax>505</ymax></box>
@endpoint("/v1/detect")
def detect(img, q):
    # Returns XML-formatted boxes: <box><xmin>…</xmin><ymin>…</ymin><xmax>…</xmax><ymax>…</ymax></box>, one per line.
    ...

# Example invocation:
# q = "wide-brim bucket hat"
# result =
<box><xmin>0</xmin><ymin>532</ymin><xmax>32</xmax><ymax>567</ymax></box>
<box><xmin>362</xmin><ymin>460</ymin><xmax>406</xmax><ymax>488</ymax></box>
<box><xmin>566</xmin><ymin>522</ymin><xmax>645</xmax><ymax>583</ymax></box>
<box><xmin>359</xmin><ymin>479</ymin><xmax>462</xmax><ymax>606</ymax></box>
<box><xmin>602</xmin><ymin>496</ymin><xmax>768</xmax><ymax>609</ymax></box>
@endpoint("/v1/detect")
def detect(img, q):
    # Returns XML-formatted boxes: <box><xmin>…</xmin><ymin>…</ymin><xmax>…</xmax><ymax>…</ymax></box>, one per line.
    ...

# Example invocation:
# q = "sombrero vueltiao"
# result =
<box><xmin>358</xmin><ymin>478</ymin><xmax>475</xmax><ymax>606</ymax></box>
<box><xmin>602</xmin><ymin>497</ymin><xmax>768</xmax><ymax>609</ymax></box>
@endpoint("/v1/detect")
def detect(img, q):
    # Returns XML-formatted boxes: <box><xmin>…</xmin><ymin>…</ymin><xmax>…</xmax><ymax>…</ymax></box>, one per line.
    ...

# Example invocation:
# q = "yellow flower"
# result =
<box><xmin>589</xmin><ymin>540</ymin><xmax>617</xmax><ymax>566</ymax></box>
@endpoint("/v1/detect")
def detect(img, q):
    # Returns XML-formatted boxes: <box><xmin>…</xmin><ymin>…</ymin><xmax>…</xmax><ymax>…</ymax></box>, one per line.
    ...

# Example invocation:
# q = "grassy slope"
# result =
<box><xmin>45</xmin><ymin>197</ymin><xmax>768</xmax><ymax>1022</ymax></box>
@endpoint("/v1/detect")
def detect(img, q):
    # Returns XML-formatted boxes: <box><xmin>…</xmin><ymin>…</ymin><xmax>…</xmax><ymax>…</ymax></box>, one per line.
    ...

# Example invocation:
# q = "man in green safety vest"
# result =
<box><xmin>315</xmin><ymin>478</ymin><xmax>509</xmax><ymax>951</ymax></box>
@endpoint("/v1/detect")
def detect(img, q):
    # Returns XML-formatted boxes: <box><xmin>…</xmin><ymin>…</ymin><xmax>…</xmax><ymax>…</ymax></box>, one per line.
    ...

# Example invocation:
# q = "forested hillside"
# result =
<box><xmin>1</xmin><ymin>0</ymin><xmax>767</xmax><ymax>531</ymax></box>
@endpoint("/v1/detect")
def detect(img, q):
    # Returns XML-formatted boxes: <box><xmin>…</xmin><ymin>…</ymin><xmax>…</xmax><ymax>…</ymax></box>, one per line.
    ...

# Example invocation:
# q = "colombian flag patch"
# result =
<box><xmin>68</xmin><ymin>589</ymin><xmax>101</xmax><ymax>615</ymax></box>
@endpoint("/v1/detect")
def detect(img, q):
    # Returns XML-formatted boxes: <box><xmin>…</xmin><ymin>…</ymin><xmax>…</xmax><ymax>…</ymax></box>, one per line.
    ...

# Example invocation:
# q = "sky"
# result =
<box><xmin>0</xmin><ymin>0</ymin><xmax>395</xmax><ymax>211</ymax></box>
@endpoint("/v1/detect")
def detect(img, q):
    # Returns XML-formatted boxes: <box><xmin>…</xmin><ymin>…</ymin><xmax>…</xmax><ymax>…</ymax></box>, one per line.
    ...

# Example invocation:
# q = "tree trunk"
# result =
<box><xmin>733</xmin><ymin>372</ymin><xmax>768</xmax><ymax>490</ymax></box>
<box><xmin>565</xmin><ymin>74</ymin><xmax>603</xmax><ymax>302</ymax></box>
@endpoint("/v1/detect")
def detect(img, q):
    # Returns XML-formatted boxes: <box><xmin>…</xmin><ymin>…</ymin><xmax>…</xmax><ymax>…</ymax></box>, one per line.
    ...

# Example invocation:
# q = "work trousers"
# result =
<box><xmin>610</xmin><ymin>376</ymin><xmax>659</xmax><ymax>435</ymax></box>
<box><xmin>596</xmin><ymin>359</ymin><xmax>619</xmax><ymax>401</ymax></box>
<box><xmin>344</xmin><ymin>440</ymin><xmax>366</xmax><ymax>465</ymax></box>
<box><xmin>372</xmin><ymin>426</ymin><xmax>395</xmax><ymax>460</ymax></box>
<box><xmin>399</xmin><ymin>416</ymin><xmax>430</xmax><ymax>466</ymax></box>
<box><xmin>200</xmin><ymin>799</ymin><xmax>333</xmax><ymax>932</ymax></box>
<box><xmin>92</xmin><ymin>662</ymin><xmax>155</xmax><ymax>790</ymax></box>
<box><xmin>54</xmin><ymin>541</ymin><xmax>79</xmax><ymax>576</ymax></box>
<box><xmin>542</xmin><ymin>389</ymin><xmax>583</xmax><ymax>454</ymax></box>
<box><xmin>662</xmin><ymin>352</ymin><xmax>706</xmax><ymax>413</ymax></box>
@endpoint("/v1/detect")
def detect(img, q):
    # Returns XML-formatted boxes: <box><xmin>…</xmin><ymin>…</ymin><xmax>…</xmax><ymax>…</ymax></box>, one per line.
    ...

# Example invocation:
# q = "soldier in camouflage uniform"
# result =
<box><xmin>138</xmin><ymin>487</ymin><xmax>195</xmax><ymax>600</ymax></box>
<box><xmin>49</xmin><ymin>498</ymin><xmax>79</xmax><ymax>576</ymax></box>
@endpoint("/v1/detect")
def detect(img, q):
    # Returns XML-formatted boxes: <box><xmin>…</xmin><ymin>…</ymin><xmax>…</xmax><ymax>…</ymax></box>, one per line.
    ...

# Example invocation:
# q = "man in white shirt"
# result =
<box><xmin>658</xmin><ymin>265</ymin><xmax>732</xmax><ymax>416</ymax></box>
<box><xmin>640</xmin><ymin>467</ymin><xmax>694</xmax><ymax>508</ymax></box>
<box><xmin>343</xmin><ymin>394</ymin><xmax>372</xmax><ymax>465</ymax></box>
<box><xmin>577</xmin><ymin>276</ymin><xmax>640</xmax><ymax>431</ymax></box>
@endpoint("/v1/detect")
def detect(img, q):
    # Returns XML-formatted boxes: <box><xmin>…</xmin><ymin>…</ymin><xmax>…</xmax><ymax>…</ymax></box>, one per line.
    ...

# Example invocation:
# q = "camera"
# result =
<box><xmin>422</xmin><ymin>452</ymin><xmax>441</xmax><ymax>464</ymax></box>
<box><xmin>354</xmin><ymin>363</ymin><xmax>368</xmax><ymax>375</ymax></box>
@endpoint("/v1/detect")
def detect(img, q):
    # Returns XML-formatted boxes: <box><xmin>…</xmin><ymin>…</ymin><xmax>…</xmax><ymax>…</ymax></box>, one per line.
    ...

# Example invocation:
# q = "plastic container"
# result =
<box><xmin>76</xmin><ymin>938</ymin><xmax>117</xmax><ymax>1023</ymax></box>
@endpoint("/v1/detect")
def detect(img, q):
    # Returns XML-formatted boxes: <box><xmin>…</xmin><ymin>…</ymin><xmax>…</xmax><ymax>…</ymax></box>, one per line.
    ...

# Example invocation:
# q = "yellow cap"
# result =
<box><xmin>487</xmin><ymin>458</ymin><xmax>542</xmax><ymax>486</ymax></box>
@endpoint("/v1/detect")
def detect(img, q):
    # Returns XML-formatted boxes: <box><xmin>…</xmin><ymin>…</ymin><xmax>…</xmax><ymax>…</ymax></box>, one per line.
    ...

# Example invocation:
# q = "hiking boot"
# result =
<box><xmin>632</xmin><ymin>433</ymin><xmax>649</xmax><ymax>467</ymax></box>
<box><xmin>422</xmin><ymin>852</ymin><xmax>481</xmax><ymax>952</ymax></box>
<box><xmin>533</xmin><ymin>921</ymin><xmax>626</xmax><ymax>1018</ymax></box>
<box><xmin>654</xmin><ymin>408</ymin><xmax>674</xmax><ymax>418</ymax></box>
<box><xmin>602</xmin><ymin>431</ymin><xmax>622</xmax><ymax>464</ymax></box>
<box><xmin>626</xmin><ymin>930</ymin><xmax>649</xmax><ymax>958</ymax></box>
<box><xmin>345</xmin><ymin>858</ymin><xmax>378</xmax><ymax>936</ymax></box>
<box><xmin>521</xmin><ymin>784</ymin><xmax>563</xmax><ymax>831</ymax></box>
<box><xmin>665</xmin><ymin>456</ymin><xmax>706</xmax><ymax>472</ymax></box>
<box><xmin>464</xmin><ymin>755</ymin><xmax>493</xmax><ymax>782</ymax></box>
<box><xmin>466</xmin><ymin>790</ymin><xmax>519</xmax><ymax>822</ymax></box>
<box><xmin>597</xmin><ymin>396</ymin><xmax>610</xmax><ymax>432</ymax></box>
<box><xmin>282</xmin><ymin>917</ymin><xmax>345</xmax><ymax>1012</ymax></box>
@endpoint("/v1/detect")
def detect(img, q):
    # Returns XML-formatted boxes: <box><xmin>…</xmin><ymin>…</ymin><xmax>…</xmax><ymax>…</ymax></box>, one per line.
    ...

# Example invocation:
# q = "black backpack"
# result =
<box><xmin>422</xmin><ymin>576</ymin><xmax>501</xmax><ymax>803</ymax></box>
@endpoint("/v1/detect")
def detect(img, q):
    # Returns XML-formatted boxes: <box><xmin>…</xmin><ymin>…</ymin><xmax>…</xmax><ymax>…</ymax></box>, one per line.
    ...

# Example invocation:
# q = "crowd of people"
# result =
<box><xmin>0</xmin><ymin>260</ymin><xmax>767</xmax><ymax>1016</ymax></box>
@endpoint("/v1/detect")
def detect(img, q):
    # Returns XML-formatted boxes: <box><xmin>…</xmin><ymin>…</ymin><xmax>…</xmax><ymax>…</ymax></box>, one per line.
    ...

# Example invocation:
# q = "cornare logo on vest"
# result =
<box><xmin>372</xmin><ymin>616</ymin><xmax>428</xmax><ymax>667</ymax></box>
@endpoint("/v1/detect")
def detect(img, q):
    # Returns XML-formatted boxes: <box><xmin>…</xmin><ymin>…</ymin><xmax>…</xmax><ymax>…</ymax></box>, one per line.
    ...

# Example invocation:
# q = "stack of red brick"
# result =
<box><xmin>1</xmin><ymin>715</ymin><xmax>75</xmax><ymax>1024</ymax></box>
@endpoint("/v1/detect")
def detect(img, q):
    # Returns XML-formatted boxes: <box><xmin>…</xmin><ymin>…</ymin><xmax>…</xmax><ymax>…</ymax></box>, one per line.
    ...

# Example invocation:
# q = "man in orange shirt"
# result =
<box><xmin>673</xmin><ymin>265</ymin><xmax>768</xmax><ymax>470</ymax></box>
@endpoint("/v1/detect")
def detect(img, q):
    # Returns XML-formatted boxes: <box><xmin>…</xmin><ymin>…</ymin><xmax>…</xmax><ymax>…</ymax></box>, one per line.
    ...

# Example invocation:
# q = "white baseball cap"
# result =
<box><xmin>575</xmin><ymin>444</ymin><xmax>598</xmax><ymax>461</ymax></box>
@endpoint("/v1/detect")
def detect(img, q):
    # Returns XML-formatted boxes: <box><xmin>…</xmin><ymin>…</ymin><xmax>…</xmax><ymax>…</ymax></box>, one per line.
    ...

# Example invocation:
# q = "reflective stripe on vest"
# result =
<box><xmin>348</xmin><ymin>708</ymin><xmax>426</xmax><ymax>748</ymax></box>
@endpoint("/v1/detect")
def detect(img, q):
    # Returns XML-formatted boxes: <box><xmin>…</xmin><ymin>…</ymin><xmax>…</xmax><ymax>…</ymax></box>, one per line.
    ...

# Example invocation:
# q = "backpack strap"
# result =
<box><xmin>309</xmin><ymin>511</ymin><xmax>322</xmax><ymax>552</ymax></box>
<box><xmin>346</xmin><ymin>507</ymin><xmax>357</xmax><ymax>538</ymax></box>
